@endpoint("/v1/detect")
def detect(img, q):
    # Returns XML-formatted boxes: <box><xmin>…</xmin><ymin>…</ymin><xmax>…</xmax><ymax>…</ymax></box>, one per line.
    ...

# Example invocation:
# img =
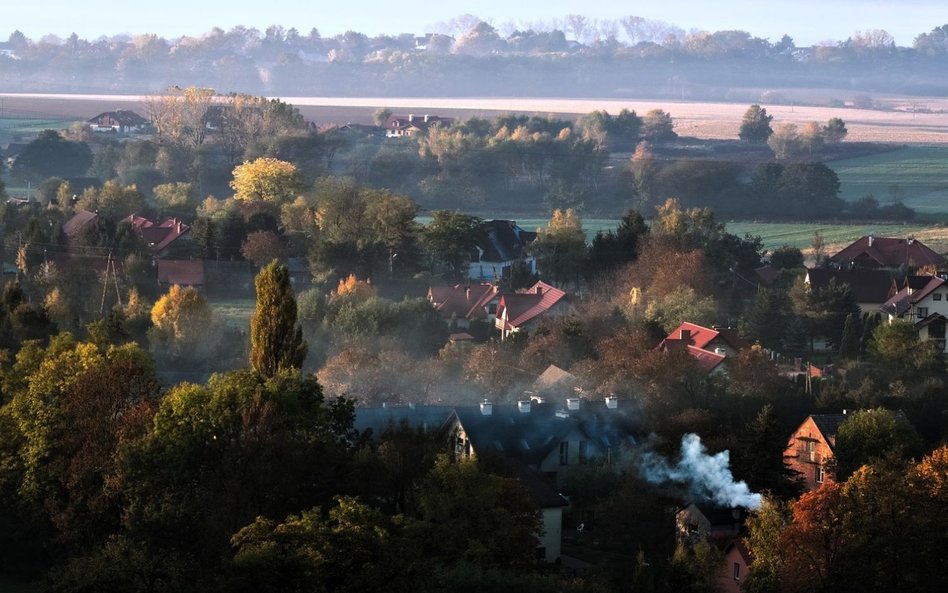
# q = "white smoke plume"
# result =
<box><xmin>640</xmin><ymin>433</ymin><xmax>762</xmax><ymax>510</ymax></box>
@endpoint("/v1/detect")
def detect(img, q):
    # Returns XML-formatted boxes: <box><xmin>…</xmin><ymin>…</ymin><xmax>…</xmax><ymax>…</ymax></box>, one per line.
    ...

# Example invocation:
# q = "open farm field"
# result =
<box><xmin>2</xmin><ymin>93</ymin><xmax>948</xmax><ymax>144</ymax></box>
<box><xmin>0</xmin><ymin>116</ymin><xmax>76</xmax><ymax>144</ymax></box>
<box><xmin>830</xmin><ymin>146</ymin><xmax>948</xmax><ymax>214</ymax></box>
<box><xmin>725</xmin><ymin>221</ymin><xmax>933</xmax><ymax>251</ymax></box>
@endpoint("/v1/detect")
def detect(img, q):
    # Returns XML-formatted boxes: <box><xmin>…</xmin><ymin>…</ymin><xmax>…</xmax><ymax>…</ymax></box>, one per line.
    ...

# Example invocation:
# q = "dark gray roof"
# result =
<box><xmin>811</xmin><ymin>414</ymin><xmax>848</xmax><ymax>443</ymax></box>
<box><xmin>449</xmin><ymin>400</ymin><xmax>639</xmax><ymax>463</ymax></box>
<box><xmin>476</xmin><ymin>220</ymin><xmax>537</xmax><ymax>263</ymax></box>
<box><xmin>807</xmin><ymin>268</ymin><xmax>893</xmax><ymax>303</ymax></box>
<box><xmin>354</xmin><ymin>405</ymin><xmax>455</xmax><ymax>438</ymax></box>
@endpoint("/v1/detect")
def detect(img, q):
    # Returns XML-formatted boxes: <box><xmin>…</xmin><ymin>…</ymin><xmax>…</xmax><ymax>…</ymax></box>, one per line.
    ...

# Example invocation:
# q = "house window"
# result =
<box><xmin>579</xmin><ymin>441</ymin><xmax>588</xmax><ymax>465</ymax></box>
<box><xmin>559</xmin><ymin>442</ymin><xmax>569</xmax><ymax>465</ymax></box>
<box><xmin>806</xmin><ymin>441</ymin><xmax>816</xmax><ymax>462</ymax></box>
<box><xmin>935</xmin><ymin>293</ymin><xmax>942</xmax><ymax>301</ymax></box>
<box><xmin>917</xmin><ymin>307</ymin><xmax>929</xmax><ymax>318</ymax></box>
<box><xmin>733</xmin><ymin>562</ymin><xmax>741</xmax><ymax>581</ymax></box>
<box><xmin>815</xmin><ymin>464</ymin><xmax>824</xmax><ymax>484</ymax></box>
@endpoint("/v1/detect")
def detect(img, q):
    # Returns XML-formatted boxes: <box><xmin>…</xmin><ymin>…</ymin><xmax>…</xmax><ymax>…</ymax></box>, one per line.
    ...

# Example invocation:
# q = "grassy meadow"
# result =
<box><xmin>830</xmin><ymin>146</ymin><xmax>948</xmax><ymax>215</ymax></box>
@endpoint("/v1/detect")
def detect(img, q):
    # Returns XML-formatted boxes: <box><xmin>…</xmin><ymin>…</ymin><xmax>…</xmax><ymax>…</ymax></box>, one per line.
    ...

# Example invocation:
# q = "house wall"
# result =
<box><xmin>902</xmin><ymin>291</ymin><xmax>948</xmax><ymax>321</ymax></box>
<box><xmin>785</xmin><ymin>417</ymin><xmax>835</xmax><ymax>492</ymax></box>
<box><xmin>539</xmin><ymin>508</ymin><xmax>563</xmax><ymax>562</ymax></box>
<box><xmin>675</xmin><ymin>504</ymin><xmax>711</xmax><ymax>544</ymax></box>
<box><xmin>717</xmin><ymin>546</ymin><xmax>749</xmax><ymax>593</ymax></box>
<box><xmin>468</xmin><ymin>257</ymin><xmax>536</xmax><ymax>282</ymax></box>
<box><xmin>539</xmin><ymin>427</ymin><xmax>598</xmax><ymax>480</ymax></box>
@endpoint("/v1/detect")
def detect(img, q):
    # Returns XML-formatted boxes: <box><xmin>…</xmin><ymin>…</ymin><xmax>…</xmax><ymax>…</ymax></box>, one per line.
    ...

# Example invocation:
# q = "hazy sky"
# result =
<box><xmin>7</xmin><ymin>0</ymin><xmax>946</xmax><ymax>46</ymax></box>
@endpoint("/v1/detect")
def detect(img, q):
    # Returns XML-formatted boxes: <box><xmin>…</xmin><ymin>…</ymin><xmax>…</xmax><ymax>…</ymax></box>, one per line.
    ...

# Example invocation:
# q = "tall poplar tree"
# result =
<box><xmin>250</xmin><ymin>261</ymin><xmax>307</xmax><ymax>377</ymax></box>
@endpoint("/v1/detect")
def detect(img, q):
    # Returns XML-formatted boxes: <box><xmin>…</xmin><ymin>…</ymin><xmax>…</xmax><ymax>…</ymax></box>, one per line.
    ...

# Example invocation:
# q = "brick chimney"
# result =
<box><xmin>680</xmin><ymin>328</ymin><xmax>692</xmax><ymax>343</ymax></box>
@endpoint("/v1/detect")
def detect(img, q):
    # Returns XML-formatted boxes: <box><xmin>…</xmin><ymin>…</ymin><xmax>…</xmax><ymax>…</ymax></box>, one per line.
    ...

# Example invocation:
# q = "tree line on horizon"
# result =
<box><xmin>2</xmin><ymin>20</ymin><xmax>948</xmax><ymax>97</ymax></box>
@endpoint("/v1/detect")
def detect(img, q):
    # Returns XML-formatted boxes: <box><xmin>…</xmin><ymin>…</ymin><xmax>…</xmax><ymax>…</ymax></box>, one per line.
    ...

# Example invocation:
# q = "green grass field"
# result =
<box><xmin>208</xmin><ymin>298</ymin><xmax>256</xmax><ymax>330</ymax></box>
<box><xmin>830</xmin><ymin>146</ymin><xmax>948</xmax><ymax>214</ymax></box>
<box><xmin>725</xmin><ymin>221</ymin><xmax>929</xmax><ymax>250</ymax></box>
<box><xmin>0</xmin><ymin>117</ymin><xmax>77</xmax><ymax>144</ymax></box>
<box><xmin>418</xmin><ymin>215</ymin><xmax>932</xmax><ymax>251</ymax></box>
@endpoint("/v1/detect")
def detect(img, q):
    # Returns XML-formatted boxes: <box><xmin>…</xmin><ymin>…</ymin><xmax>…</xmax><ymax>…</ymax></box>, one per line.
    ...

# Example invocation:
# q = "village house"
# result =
<box><xmin>717</xmin><ymin>540</ymin><xmax>753</xmax><ymax>593</ymax></box>
<box><xmin>446</xmin><ymin>397</ymin><xmax>637</xmax><ymax>562</ymax></box>
<box><xmin>427</xmin><ymin>283</ymin><xmax>500</xmax><ymax>329</ymax></box>
<box><xmin>657</xmin><ymin>322</ymin><xmax>749</xmax><ymax>375</ymax></box>
<box><xmin>675</xmin><ymin>503</ymin><xmax>747</xmax><ymax>546</ymax></box>
<box><xmin>468</xmin><ymin>219</ymin><xmax>537</xmax><ymax>282</ymax></box>
<box><xmin>495</xmin><ymin>281</ymin><xmax>568</xmax><ymax>339</ymax></box>
<box><xmin>121</xmin><ymin>214</ymin><xmax>191</xmax><ymax>257</ymax></box>
<box><xmin>88</xmin><ymin>110</ymin><xmax>150</xmax><ymax>134</ymax></box>
<box><xmin>785</xmin><ymin>412</ymin><xmax>846</xmax><ymax>491</ymax></box>
<box><xmin>829</xmin><ymin>235</ymin><xmax>945</xmax><ymax>270</ymax></box>
<box><xmin>384</xmin><ymin>114</ymin><xmax>454</xmax><ymax>138</ymax></box>
<box><xmin>880</xmin><ymin>275</ymin><xmax>948</xmax><ymax>350</ymax></box>
<box><xmin>62</xmin><ymin>210</ymin><xmax>99</xmax><ymax>242</ymax></box>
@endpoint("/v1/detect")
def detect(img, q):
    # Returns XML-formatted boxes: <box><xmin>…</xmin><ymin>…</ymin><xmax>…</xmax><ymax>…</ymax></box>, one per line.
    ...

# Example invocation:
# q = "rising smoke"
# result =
<box><xmin>640</xmin><ymin>433</ymin><xmax>762</xmax><ymax>510</ymax></box>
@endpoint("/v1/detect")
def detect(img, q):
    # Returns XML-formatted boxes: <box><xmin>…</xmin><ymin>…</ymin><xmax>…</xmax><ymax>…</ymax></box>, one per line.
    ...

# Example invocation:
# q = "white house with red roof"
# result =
<box><xmin>881</xmin><ymin>275</ymin><xmax>948</xmax><ymax>351</ymax></box>
<box><xmin>384</xmin><ymin>114</ymin><xmax>454</xmax><ymax>138</ymax></box>
<box><xmin>495</xmin><ymin>281</ymin><xmax>568</xmax><ymax>339</ymax></box>
<box><xmin>657</xmin><ymin>322</ymin><xmax>749</xmax><ymax>375</ymax></box>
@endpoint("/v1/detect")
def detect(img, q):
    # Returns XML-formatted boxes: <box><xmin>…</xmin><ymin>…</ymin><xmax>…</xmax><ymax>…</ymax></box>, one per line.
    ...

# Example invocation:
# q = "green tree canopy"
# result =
<box><xmin>11</xmin><ymin>130</ymin><xmax>93</xmax><ymax>182</ymax></box>
<box><xmin>250</xmin><ymin>261</ymin><xmax>307</xmax><ymax>377</ymax></box>
<box><xmin>739</xmin><ymin>104</ymin><xmax>774</xmax><ymax>143</ymax></box>
<box><xmin>833</xmin><ymin>408</ymin><xmax>923</xmax><ymax>481</ymax></box>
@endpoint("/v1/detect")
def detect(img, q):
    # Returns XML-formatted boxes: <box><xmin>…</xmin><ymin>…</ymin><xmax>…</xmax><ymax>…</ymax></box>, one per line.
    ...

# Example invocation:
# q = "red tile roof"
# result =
<box><xmin>687</xmin><ymin>345</ymin><xmax>726</xmax><ymax>373</ymax></box>
<box><xmin>63</xmin><ymin>210</ymin><xmax>98</xmax><ymax>238</ymax></box>
<box><xmin>659</xmin><ymin>322</ymin><xmax>748</xmax><ymax>351</ymax></box>
<box><xmin>428</xmin><ymin>283</ymin><xmax>498</xmax><ymax>321</ymax></box>
<box><xmin>497</xmin><ymin>281</ymin><xmax>567</xmax><ymax>329</ymax></box>
<box><xmin>121</xmin><ymin>214</ymin><xmax>190</xmax><ymax>253</ymax></box>
<box><xmin>830</xmin><ymin>236</ymin><xmax>945</xmax><ymax>268</ymax></box>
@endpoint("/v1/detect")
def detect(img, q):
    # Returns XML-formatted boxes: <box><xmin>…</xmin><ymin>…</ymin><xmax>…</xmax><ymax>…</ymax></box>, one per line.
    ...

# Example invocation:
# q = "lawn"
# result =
<box><xmin>208</xmin><ymin>298</ymin><xmax>257</xmax><ymax>330</ymax></box>
<box><xmin>829</xmin><ymin>146</ymin><xmax>948</xmax><ymax>215</ymax></box>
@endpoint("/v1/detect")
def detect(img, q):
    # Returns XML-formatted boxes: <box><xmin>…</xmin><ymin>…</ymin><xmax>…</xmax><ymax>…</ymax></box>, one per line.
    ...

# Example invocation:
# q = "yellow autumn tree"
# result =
<box><xmin>150</xmin><ymin>285</ymin><xmax>213</xmax><ymax>349</ymax></box>
<box><xmin>329</xmin><ymin>274</ymin><xmax>376</xmax><ymax>305</ymax></box>
<box><xmin>230</xmin><ymin>157</ymin><xmax>304</xmax><ymax>203</ymax></box>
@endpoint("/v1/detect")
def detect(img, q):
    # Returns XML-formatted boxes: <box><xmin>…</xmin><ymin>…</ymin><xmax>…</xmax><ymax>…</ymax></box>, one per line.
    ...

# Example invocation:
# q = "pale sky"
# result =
<box><xmin>5</xmin><ymin>0</ymin><xmax>946</xmax><ymax>46</ymax></box>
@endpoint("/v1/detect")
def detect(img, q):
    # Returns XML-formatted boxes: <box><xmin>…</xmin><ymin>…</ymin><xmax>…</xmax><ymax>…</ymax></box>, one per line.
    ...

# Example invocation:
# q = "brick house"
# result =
<box><xmin>785</xmin><ymin>413</ymin><xmax>845</xmax><ymax>491</ymax></box>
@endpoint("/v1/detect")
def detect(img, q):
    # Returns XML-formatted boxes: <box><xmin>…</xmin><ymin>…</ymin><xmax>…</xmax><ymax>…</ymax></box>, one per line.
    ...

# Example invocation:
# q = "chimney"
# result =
<box><xmin>605</xmin><ymin>396</ymin><xmax>618</xmax><ymax>410</ymax></box>
<box><xmin>680</xmin><ymin>328</ymin><xmax>691</xmax><ymax>343</ymax></box>
<box><xmin>408</xmin><ymin>114</ymin><xmax>414</xmax><ymax>122</ymax></box>
<box><xmin>465</xmin><ymin>286</ymin><xmax>471</xmax><ymax>300</ymax></box>
<box><xmin>566</xmin><ymin>397</ymin><xmax>580</xmax><ymax>411</ymax></box>
<box><xmin>868</xmin><ymin>233</ymin><xmax>874</xmax><ymax>247</ymax></box>
<box><xmin>536</xmin><ymin>284</ymin><xmax>544</xmax><ymax>295</ymax></box>
<box><xmin>517</xmin><ymin>400</ymin><xmax>531</xmax><ymax>414</ymax></box>
<box><xmin>714</xmin><ymin>347</ymin><xmax>726</xmax><ymax>357</ymax></box>
<box><xmin>480</xmin><ymin>399</ymin><xmax>493</xmax><ymax>416</ymax></box>
<box><xmin>424</xmin><ymin>114</ymin><xmax>430</xmax><ymax>122</ymax></box>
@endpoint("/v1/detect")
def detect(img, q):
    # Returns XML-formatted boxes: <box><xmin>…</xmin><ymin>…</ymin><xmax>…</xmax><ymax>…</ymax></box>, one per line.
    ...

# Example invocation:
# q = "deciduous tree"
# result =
<box><xmin>739</xmin><ymin>104</ymin><xmax>774</xmax><ymax>143</ymax></box>
<box><xmin>230</xmin><ymin>157</ymin><xmax>304</xmax><ymax>203</ymax></box>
